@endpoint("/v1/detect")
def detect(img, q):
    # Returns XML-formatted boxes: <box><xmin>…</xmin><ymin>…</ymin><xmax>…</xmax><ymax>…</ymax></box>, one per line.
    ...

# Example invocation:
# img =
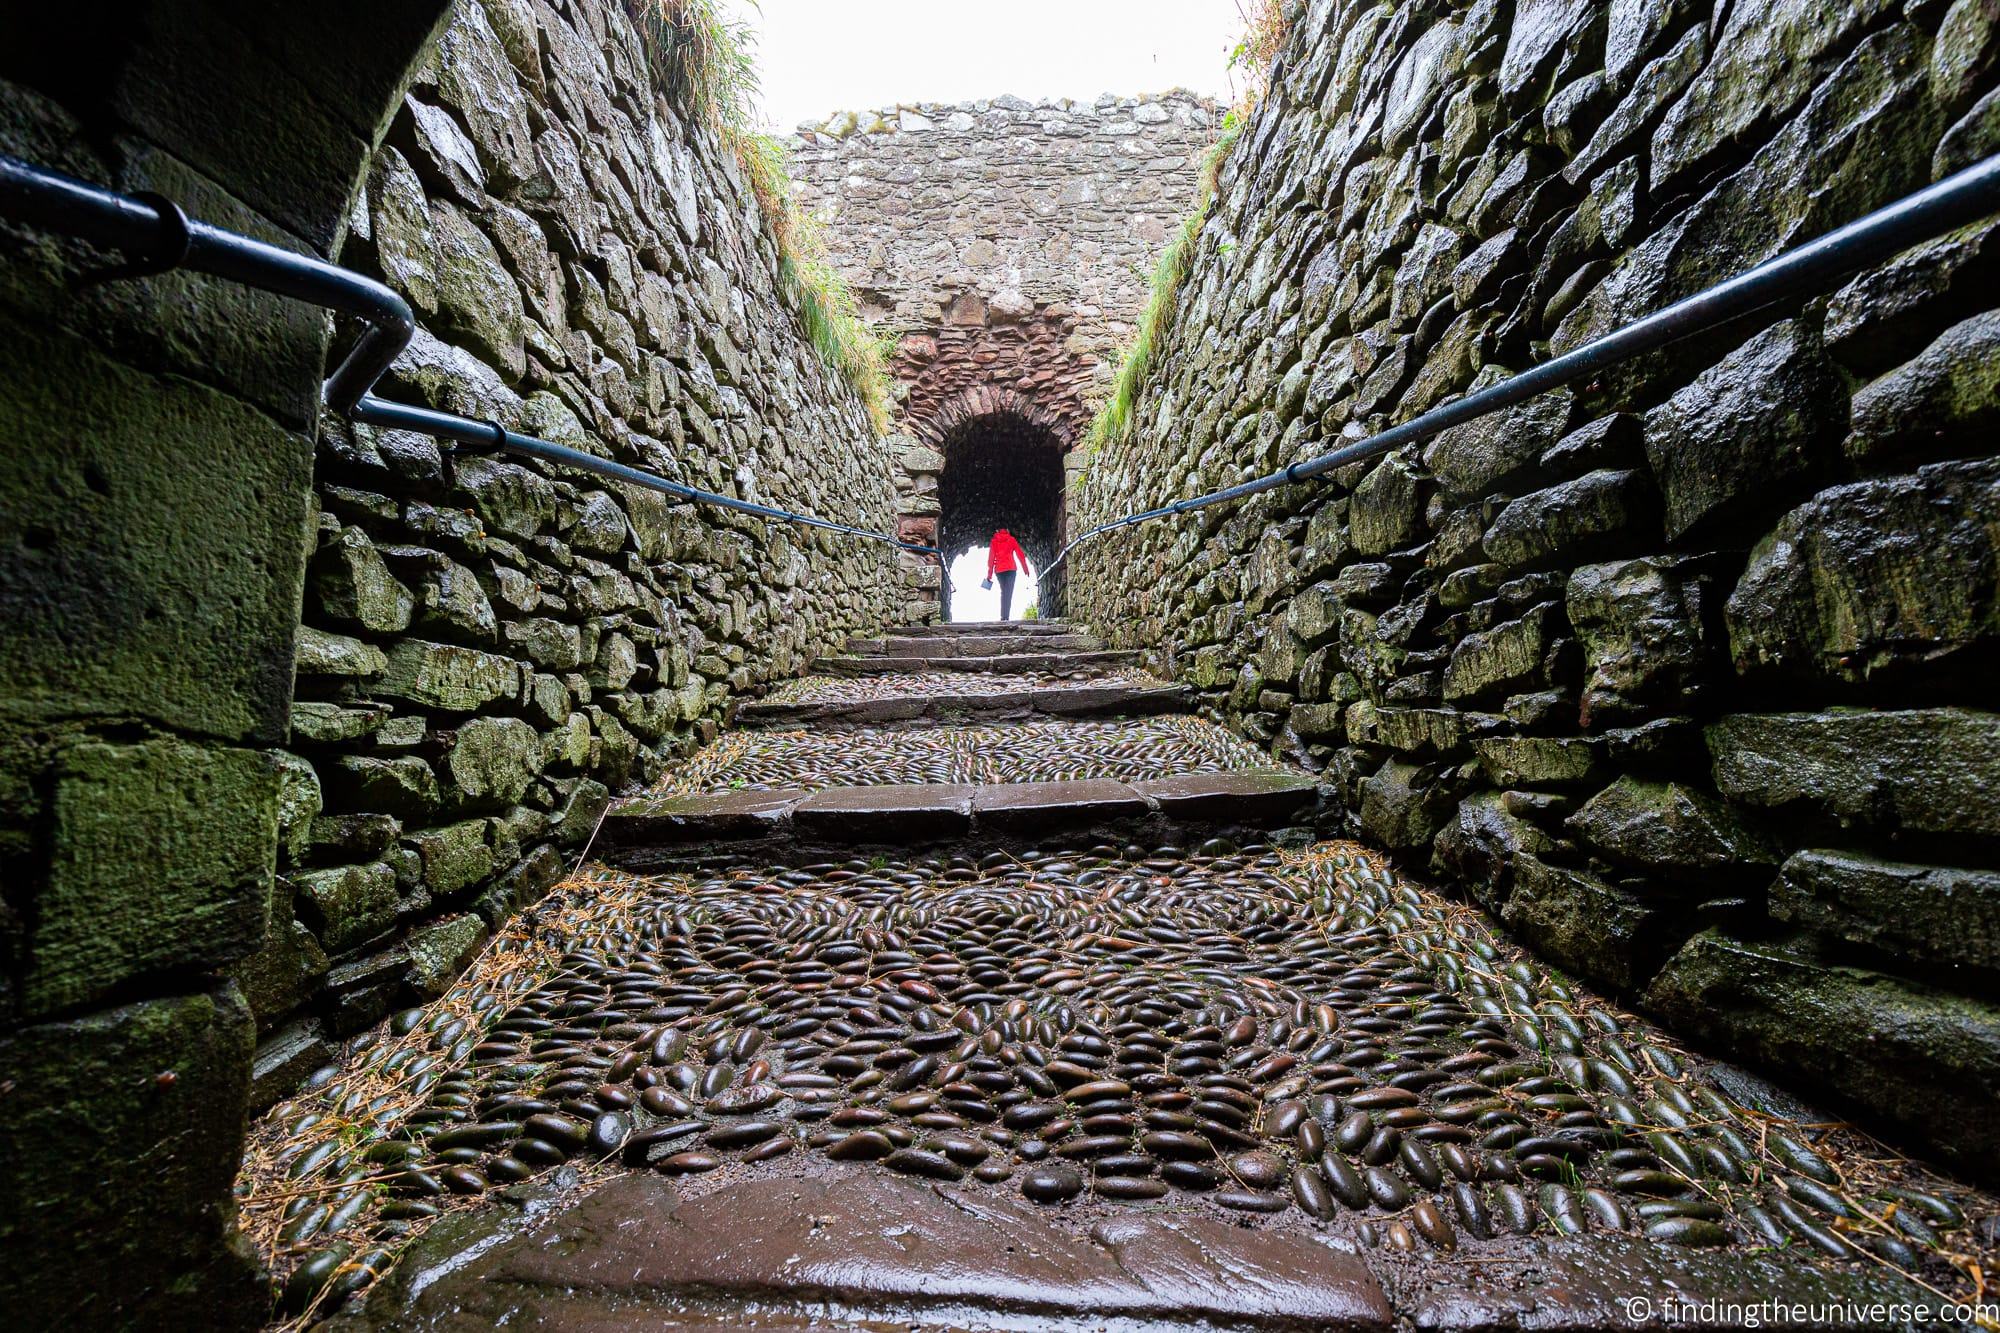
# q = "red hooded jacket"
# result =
<box><xmin>987</xmin><ymin>530</ymin><xmax>1026</xmax><ymax>577</ymax></box>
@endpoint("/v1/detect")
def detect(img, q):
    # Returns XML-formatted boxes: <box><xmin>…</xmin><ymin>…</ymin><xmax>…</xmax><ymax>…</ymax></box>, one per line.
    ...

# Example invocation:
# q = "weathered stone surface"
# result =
<box><xmin>1443</xmin><ymin>605</ymin><xmax>1553</xmax><ymax>701</ymax></box>
<box><xmin>1483</xmin><ymin>469</ymin><xmax>1656</xmax><ymax>570</ymax></box>
<box><xmin>1642</xmin><ymin>321</ymin><xmax>1845</xmax><ymax>542</ymax></box>
<box><xmin>1504</xmin><ymin>854</ymin><xmax>1676</xmax><ymax>993</ymax></box>
<box><xmin>411</xmin><ymin>818</ymin><xmax>496</xmax><ymax>895</ymax></box>
<box><xmin>1568</xmin><ymin>556</ymin><xmax>1714</xmax><ymax>724</ymax></box>
<box><xmin>1475</xmin><ymin>735</ymin><xmax>1604</xmax><ymax>789</ymax></box>
<box><xmin>295</xmin><ymin>625</ymin><xmax>388</xmax><ymax>679</ymax></box>
<box><xmin>23</xmin><ymin>738</ymin><xmax>278</xmax><ymax>1014</ymax></box>
<box><xmin>295</xmin><ymin>861</ymin><xmax>398</xmax><ymax>952</ymax></box>
<box><xmin>1709</xmin><ymin>709</ymin><xmax>2000</xmax><ymax>838</ymax></box>
<box><xmin>1358</xmin><ymin>758</ymin><xmax>1453</xmax><ymax>849</ymax></box>
<box><xmin>0</xmin><ymin>989</ymin><xmax>264</xmax><ymax>1331</ymax></box>
<box><xmin>1349</xmin><ymin>453</ymin><xmax>1426</xmax><ymax>555</ymax></box>
<box><xmin>333</xmin><ymin>1174</ymin><xmax>1394</xmax><ymax>1330</ymax></box>
<box><xmin>1646</xmin><ymin>930</ymin><xmax>2000</xmax><ymax>1183</ymax></box>
<box><xmin>1846</xmin><ymin>311</ymin><xmax>2000</xmax><ymax>466</ymax></box>
<box><xmin>1727</xmin><ymin>459</ymin><xmax>2000</xmax><ymax>688</ymax></box>
<box><xmin>313</xmin><ymin>525</ymin><xmax>415</xmax><ymax>633</ymax></box>
<box><xmin>1773</xmin><ymin>849</ymin><xmax>2000</xmax><ymax>972</ymax></box>
<box><xmin>1567</xmin><ymin>776</ymin><xmax>1777</xmax><ymax>875</ymax></box>
<box><xmin>377</xmin><ymin>638</ymin><xmax>521</xmax><ymax>711</ymax></box>
<box><xmin>323</xmin><ymin>754</ymin><xmax>442</xmax><ymax>817</ymax></box>
<box><xmin>1425</xmin><ymin>389</ymin><xmax>1573</xmax><ymax>503</ymax></box>
<box><xmin>406</xmin><ymin>913</ymin><xmax>488</xmax><ymax>994</ymax></box>
<box><xmin>445</xmin><ymin>715</ymin><xmax>542</xmax><ymax>807</ymax></box>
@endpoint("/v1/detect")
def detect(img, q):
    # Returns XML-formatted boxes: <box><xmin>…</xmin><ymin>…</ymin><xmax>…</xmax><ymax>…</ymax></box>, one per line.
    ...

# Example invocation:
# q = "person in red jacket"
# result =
<box><xmin>984</xmin><ymin>528</ymin><xmax>1031</xmax><ymax>620</ymax></box>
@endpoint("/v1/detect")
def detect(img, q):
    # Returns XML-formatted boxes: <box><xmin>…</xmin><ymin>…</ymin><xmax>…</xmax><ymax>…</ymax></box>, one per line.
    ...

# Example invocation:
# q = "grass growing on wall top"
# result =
<box><xmin>630</xmin><ymin>0</ymin><xmax>894</xmax><ymax>432</ymax></box>
<box><xmin>1082</xmin><ymin>0</ymin><xmax>1290</xmax><ymax>453</ymax></box>
<box><xmin>1083</xmin><ymin>121</ymin><xmax>1241</xmax><ymax>450</ymax></box>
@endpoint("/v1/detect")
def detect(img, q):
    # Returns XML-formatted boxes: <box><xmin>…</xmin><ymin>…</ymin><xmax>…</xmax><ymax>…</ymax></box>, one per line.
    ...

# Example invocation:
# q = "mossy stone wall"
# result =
<box><xmin>1070</xmin><ymin>0</ymin><xmax>2000</xmax><ymax>1181</ymax></box>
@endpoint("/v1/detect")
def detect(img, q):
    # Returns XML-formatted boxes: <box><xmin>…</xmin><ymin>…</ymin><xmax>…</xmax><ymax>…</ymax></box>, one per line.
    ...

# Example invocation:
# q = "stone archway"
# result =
<box><xmin>0</xmin><ymin>4</ymin><xmax>452</xmax><ymax>1325</ymax></box>
<box><xmin>931</xmin><ymin>390</ymin><xmax>1069</xmax><ymax>620</ymax></box>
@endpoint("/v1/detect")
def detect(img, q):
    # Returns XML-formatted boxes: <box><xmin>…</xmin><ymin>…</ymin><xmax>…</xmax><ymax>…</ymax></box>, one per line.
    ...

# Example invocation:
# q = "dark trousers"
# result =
<box><xmin>997</xmin><ymin>569</ymin><xmax>1017</xmax><ymax>620</ymax></box>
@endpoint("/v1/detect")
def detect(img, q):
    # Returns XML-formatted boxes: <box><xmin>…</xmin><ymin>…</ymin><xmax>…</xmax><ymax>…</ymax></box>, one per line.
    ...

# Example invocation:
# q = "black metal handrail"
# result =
<box><xmin>1045</xmin><ymin>151</ymin><xmax>2000</xmax><ymax>578</ymax></box>
<box><xmin>0</xmin><ymin>153</ymin><xmax>940</xmax><ymax>557</ymax></box>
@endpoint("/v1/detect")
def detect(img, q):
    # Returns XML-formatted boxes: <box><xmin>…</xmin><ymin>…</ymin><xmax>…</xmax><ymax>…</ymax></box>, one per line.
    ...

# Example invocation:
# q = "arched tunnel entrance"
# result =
<box><xmin>936</xmin><ymin>409</ymin><xmax>1066</xmax><ymax>621</ymax></box>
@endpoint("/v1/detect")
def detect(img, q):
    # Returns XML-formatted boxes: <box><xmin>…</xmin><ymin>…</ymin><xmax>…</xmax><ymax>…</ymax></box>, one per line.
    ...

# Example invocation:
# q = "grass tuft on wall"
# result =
<box><xmin>1081</xmin><ymin>0</ymin><xmax>1291</xmax><ymax>452</ymax></box>
<box><xmin>630</xmin><ymin>0</ymin><xmax>894</xmax><ymax>431</ymax></box>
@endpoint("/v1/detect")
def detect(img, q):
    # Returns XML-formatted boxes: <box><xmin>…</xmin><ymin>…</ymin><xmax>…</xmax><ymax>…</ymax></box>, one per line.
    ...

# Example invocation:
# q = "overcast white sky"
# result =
<box><xmin>734</xmin><ymin>0</ymin><xmax>1251</xmax><ymax>130</ymax></box>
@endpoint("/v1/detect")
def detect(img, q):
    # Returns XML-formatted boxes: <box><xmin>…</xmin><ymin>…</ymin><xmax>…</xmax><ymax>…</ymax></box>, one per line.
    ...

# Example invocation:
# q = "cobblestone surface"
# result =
<box><xmin>248</xmin><ymin>841</ymin><xmax>1997</xmax><ymax>1321</ymax></box>
<box><xmin>764</xmin><ymin>668</ymin><xmax>1167</xmax><ymax>704</ymax></box>
<box><xmin>656</xmin><ymin>717</ymin><xmax>1268</xmax><ymax>795</ymax></box>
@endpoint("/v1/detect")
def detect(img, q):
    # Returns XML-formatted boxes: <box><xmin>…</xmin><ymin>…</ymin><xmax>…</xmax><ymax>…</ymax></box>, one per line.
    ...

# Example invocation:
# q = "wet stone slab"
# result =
<box><xmin>330</xmin><ymin>1172</ymin><xmax>1395</xmax><ymax>1330</ymax></box>
<box><xmin>247</xmin><ymin>842</ymin><xmax>1995</xmax><ymax>1323</ymax></box>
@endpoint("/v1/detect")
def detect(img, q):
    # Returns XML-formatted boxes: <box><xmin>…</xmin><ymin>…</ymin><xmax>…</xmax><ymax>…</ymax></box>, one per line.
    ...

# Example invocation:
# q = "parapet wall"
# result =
<box><xmin>240</xmin><ymin>0</ymin><xmax>899</xmax><ymax>1108</ymax></box>
<box><xmin>1069</xmin><ymin>0</ymin><xmax>2000</xmax><ymax>1180</ymax></box>
<box><xmin>792</xmin><ymin>93</ymin><xmax>1220</xmax><ymax>616</ymax></box>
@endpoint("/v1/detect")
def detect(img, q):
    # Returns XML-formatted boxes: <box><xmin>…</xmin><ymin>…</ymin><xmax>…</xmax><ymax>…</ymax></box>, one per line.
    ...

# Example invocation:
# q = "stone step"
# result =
<box><xmin>844</xmin><ymin>631</ymin><xmax>1104</xmax><ymax>657</ymax></box>
<box><xmin>333</xmin><ymin>1171</ymin><xmax>1943</xmax><ymax>1333</ymax></box>
<box><xmin>603</xmin><ymin>771</ymin><xmax>1320</xmax><ymax>849</ymax></box>
<box><xmin>736</xmin><ymin>681</ymin><xmax>1190</xmax><ymax>727</ymax></box>
<box><xmin>816</xmin><ymin>649</ymin><xmax>1140</xmax><ymax>675</ymax></box>
<box><xmin>883</xmin><ymin>619</ymin><xmax>1076</xmax><ymax>636</ymax></box>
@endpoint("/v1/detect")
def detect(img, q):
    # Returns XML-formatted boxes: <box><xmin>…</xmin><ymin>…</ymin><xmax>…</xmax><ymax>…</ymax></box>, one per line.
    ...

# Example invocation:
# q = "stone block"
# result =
<box><xmin>0</xmin><ymin>988</ymin><xmax>265</xmax><ymax>1330</ymax></box>
<box><xmin>290</xmin><ymin>700</ymin><xmax>392</xmax><ymax>745</ymax></box>
<box><xmin>1475</xmin><ymin>735</ymin><xmax>1605</xmax><ymax>789</ymax></box>
<box><xmin>411</xmin><ymin>819</ymin><xmax>497</xmax><ymax>896</ymax></box>
<box><xmin>296</xmin><ymin>625</ymin><xmax>389</xmax><ymax>679</ymax></box>
<box><xmin>1482</xmin><ymin>469</ymin><xmax>1657</xmax><ymax>569</ymax></box>
<box><xmin>0</xmin><ymin>327</ymin><xmax>312</xmax><ymax>745</ymax></box>
<box><xmin>1503</xmin><ymin>853</ymin><xmax>1676</xmax><ymax>992</ymax></box>
<box><xmin>973</xmin><ymin>780</ymin><xmax>1148</xmax><ymax>833</ymax></box>
<box><xmin>1642</xmin><ymin>320</ymin><xmax>1845</xmax><ymax>542</ymax></box>
<box><xmin>23</xmin><ymin>738</ymin><xmax>278</xmax><ymax>1015</ymax></box>
<box><xmin>1728</xmin><ymin>459</ymin><xmax>2000</xmax><ymax>688</ymax></box>
<box><xmin>1646</xmin><ymin>930</ymin><xmax>2000</xmax><ymax>1186</ymax></box>
<box><xmin>1443</xmin><ymin>604</ymin><xmax>1554</xmax><ymax>701</ymax></box>
<box><xmin>1773</xmin><ymin>849</ymin><xmax>2000</xmax><ymax>973</ymax></box>
<box><xmin>1424</xmin><ymin>388</ymin><xmax>1573</xmax><ymax>503</ymax></box>
<box><xmin>1708</xmin><ymin>708</ymin><xmax>2000</xmax><ymax>838</ymax></box>
<box><xmin>322</xmin><ymin>753</ymin><xmax>441</xmax><ymax>816</ymax></box>
<box><xmin>1566</xmin><ymin>776</ymin><xmax>1777</xmax><ymax>876</ymax></box>
<box><xmin>406</xmin><ymin>913</ymin><xmax>489</xmax><ymax>994</ymax></box>
<box><xmin>454</xmin><ymin>454</ymin><xmax>558</xmax><ymax>538</ymax></box>
<box><xmin>275</xmin><ymin>749</ymin><xmax>323</xmax><ymax>864</ymax></box>
<box><xmin>295</xmin><ymin>861</ymin><xmax>398</xmax><ymax>953</ymax></box>
<box><xmin>312</xmin><ymin>525</ymin><xmax>415</xmax><ymax>633</ymax></box>
<box><xmin>1372</xmin><ymin>706</ymin><xmax>1478</xmax><ymax>757</ymax></box>
<box><xmin>378</xmin><ymin>638</ymin><xmax>521</xmax><ymax>711</ymax></box>
<box><xmin>1567</xmin><ymin>556</ymin><xmax>1715</xmax><ymax>725</ymax></box>
<box><xmin>445</xmin><ymin>715</ymin><xmax>543</xmax><ymax>807</ymax></box>
<box><xmin>1357</xmin><ymin>758</ymin><xmax>1453</xmax><ymax>850</ymax></box>
<box><xmin>1349</xmin><ymin>454</ymin><xmax>1425</xmax><ymax>555</ymax></box>
<box><xmin>797</xmin><ymin>784</ymin><xmax>978</xmax><ymax>840</ymax></box>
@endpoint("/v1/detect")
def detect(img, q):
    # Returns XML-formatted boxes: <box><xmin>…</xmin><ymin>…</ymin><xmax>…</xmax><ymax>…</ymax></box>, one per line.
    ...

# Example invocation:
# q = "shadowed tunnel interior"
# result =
<box><xmin>936</xmin><ymin>409</ymin><xmax>1065</xmax><ymax>619</ymax></box>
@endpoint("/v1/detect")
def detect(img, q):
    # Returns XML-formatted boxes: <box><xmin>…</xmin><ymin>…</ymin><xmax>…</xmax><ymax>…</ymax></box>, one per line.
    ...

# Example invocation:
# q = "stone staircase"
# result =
<box><xmin>606</xmin><ymin>618</ymin><xmax>1320</xmax><ymax>855</ymax></box>
<box><xmin>261</xmin><ymin>619</ymin><xmax>1991</xmax><ymax>1330</ymax></box>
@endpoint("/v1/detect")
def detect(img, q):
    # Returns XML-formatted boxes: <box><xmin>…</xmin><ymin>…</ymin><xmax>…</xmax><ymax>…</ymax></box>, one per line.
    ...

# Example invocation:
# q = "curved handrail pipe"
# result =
<box><xmin>1044</xmin><ymin>152</ymin><xmax>2000</xmax><ymax>579</ymax></box>
<box><xmin>0</xmin><ymin>153</ymin><xmax>939</xmax><ymax>557</ymax></box>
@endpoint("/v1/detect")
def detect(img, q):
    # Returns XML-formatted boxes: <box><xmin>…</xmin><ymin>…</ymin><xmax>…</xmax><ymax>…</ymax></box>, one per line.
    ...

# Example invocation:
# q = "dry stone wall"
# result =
<box><xmin>792</xmin><ymin>94</ymin><xmax>1220</xmax><ymax>618</ymax></box>
<box><xmin>1070</xmin><ymin>0</ymin><xmax>2000</xmax><ymax>1180</ymax></box>
<box><xmin>238</xmin><ymin>0</ymin><xmax>899</xmax><ymax>1106</ymax></box>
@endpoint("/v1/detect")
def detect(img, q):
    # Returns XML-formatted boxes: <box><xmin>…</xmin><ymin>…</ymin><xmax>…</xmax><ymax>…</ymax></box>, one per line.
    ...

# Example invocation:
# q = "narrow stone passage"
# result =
<box><xmin>249</xmin><ymin>622</ymin><xmax>1997</xmax><ymax>1329</ymax></box>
